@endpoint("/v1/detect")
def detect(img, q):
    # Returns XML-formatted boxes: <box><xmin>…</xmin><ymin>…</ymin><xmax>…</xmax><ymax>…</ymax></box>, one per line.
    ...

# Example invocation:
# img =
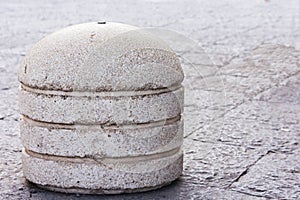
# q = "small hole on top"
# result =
<box><xmin>97</xmin><ymin>21</ymin><xmax>106</xmax><ymax>24</ymax></box>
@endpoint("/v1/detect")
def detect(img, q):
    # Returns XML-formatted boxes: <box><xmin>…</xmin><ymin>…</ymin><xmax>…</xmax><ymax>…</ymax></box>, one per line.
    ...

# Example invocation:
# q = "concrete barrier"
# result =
<box><xmin>19</xmin><ymin>22</ymin><xmax>184</xmax><ymax>194</ymax></box>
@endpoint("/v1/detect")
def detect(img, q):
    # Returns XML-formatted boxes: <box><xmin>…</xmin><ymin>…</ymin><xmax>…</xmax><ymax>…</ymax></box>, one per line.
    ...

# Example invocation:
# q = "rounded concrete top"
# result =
<box><xmin>19</xmin><ymin>22</ymin><xmax>184</xmax><ymax>92</ymax></box>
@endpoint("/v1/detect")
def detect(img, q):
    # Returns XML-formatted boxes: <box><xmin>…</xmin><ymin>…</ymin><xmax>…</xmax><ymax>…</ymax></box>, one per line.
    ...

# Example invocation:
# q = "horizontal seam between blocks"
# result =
<box><xmin>20</xmin><ymin>83</ymin><xmax>183</xmax><ymax>97</ymax></box>
<box><xmin>24</xmin><ymin>147</ymin><xmax>182</xmax><ymax>163</ymax></box>
<box><xmin>21</xmin><ymin>115</ymin><xmax>182</xmax><ymax>130</ymax></box>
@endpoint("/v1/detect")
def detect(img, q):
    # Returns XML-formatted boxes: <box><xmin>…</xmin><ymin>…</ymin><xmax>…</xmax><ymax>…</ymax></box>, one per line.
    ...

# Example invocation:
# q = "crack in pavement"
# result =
<box><xmin>233</xmin><ymin>190</ymin><xmax>271</xmax><ymax>198</ymax></box>
<box><xmin>226</xmin><ymin>149</ymin><xmax>277</xmax><ymax>189</ymax></box>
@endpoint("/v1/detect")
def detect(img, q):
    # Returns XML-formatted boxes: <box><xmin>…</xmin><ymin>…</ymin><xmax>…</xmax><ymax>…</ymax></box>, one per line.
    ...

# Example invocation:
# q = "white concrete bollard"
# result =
<box><xmin>19</xmin><ymin>22</ymin><xmax>184</xmax><ymax>194</ymax></box>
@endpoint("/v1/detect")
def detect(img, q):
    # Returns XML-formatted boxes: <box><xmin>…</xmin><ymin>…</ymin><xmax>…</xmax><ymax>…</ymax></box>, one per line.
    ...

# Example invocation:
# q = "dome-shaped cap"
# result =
<box><xmin>19</xmin><ymin>22</ymin><xmax>183</xmax><ymax>92</ymax></box>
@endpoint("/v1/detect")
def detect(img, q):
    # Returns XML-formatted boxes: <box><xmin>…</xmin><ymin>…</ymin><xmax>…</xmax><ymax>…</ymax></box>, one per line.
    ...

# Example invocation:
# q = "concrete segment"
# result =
<box><xmin>20</xmin><ymin>116</ymin><xmax>183</xmax><ymax>157</ymax></box>
<box><xmin>18</xmin><ymin>22</ymin><xmax>183</xmax><ymax>92</ymax></box>
<box><xmin>19</xmin><ymin>85</ymin><xmax>184</xmax><ymax>125</ymax></box>
<box><xmin>22</xmin><ymin>148</ymin><xmax>183</xmax><ymax>194</ymax></box>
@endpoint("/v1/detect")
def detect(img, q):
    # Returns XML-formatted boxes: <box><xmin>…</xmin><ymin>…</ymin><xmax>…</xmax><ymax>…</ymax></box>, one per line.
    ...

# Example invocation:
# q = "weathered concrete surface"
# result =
<box><xmin>0</xmin><ymin>0</ymin><xmax>299</xmax><ymax>199</ymax></box>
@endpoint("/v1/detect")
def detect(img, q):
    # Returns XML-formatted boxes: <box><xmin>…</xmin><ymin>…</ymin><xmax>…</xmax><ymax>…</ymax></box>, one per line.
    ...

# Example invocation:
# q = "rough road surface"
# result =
<box><xmin>0</xmin><ymin>0</ymin><xmax>299</xmax><ymax>199</ymax></box>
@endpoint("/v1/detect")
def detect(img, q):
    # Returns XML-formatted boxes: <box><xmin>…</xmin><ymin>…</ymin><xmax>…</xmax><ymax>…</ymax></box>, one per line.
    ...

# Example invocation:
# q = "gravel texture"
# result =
<box><xmin>0</xmin><ymin>0</ymin><xmax>299</xmax><ymax>199</ymax></box>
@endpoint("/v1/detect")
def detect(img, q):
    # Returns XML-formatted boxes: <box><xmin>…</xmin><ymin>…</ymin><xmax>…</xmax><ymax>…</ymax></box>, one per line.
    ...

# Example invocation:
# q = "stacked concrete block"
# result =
<box><xmin>19</xmin><ymin>22</ymin><xmax>184</xmax><ymax>194</ymax></box>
